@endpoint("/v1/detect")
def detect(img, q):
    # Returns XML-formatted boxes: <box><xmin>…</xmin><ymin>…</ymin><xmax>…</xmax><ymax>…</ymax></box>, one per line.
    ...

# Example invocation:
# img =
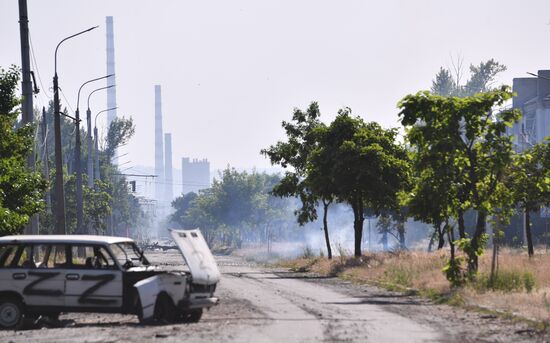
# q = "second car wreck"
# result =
<box><xmin>0</xmin><ymin>229</ymin><xmax>220</xmax><ymax>329</ymax></box>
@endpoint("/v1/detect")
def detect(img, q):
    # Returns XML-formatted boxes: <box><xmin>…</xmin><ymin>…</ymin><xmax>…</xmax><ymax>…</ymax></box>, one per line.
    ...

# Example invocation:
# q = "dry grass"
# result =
<box><xmin>276</xmin><ymin>246</ymin><xmax>550</xmax><ymax>322</ymax></box>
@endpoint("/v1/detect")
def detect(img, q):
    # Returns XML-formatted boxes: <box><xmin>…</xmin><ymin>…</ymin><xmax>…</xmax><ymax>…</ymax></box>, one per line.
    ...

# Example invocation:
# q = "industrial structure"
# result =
<box><xmin>154</xmin><ymin>85</ymin><xmax>164</xmax><ymax>203</ymax></box>
<box><xmin>182</xmin><ymin>158</ymin><xmax>210</xmax><ymax>195</ymax></box>
<box><xmin>164</xmin><ymin>133</ymin><xmax>174</xmax><ymax>202</ymax></box>
<box><xmin>509</xmin><ymin>70</ymin><xmax>550</xmax><ymax>151</ymax></box>
<box><xmin>106</xmin><ymin>16</ymin><xmax>117</xmax><ymax>127</ymax></box>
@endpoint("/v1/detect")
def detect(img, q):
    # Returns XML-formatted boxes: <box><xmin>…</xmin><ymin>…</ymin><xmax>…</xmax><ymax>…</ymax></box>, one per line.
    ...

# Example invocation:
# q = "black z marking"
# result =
<box><xmin>78</xmin><ymin>274</ymin><xmax>117</xmax><ymax>305</ymax></box>
<box><xmin>23</xmin><ymin>271</ymin><xmax>63</xmax><ymax>296</ymax></box>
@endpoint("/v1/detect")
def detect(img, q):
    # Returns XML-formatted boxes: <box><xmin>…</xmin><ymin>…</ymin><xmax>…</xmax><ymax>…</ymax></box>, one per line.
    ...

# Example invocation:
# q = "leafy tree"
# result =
<box><xmin>61</xmin><ymin>174</ymin><xmax>111</xmax><ymax>234</ymax></box>
<box><xmin>105</xmin><ymin>117</ymin><xmax>135</xmax><ymax>159</ymax></box>
<box><xmin>0</xmin><ymin>66</ymin><xmax>46</xmax><ymax>235</ymax></box>
<box><xmin>431</xmin><ymin>59</ymin><xmax>506</xmax><ymax>97</ymax></box>
<box><xmin>310</xmin><ymin>109</ymin><xmax>410</xmax><ymax>257</ymax></box>
<box><xmin>170</xmin><ymin>192</ymin><xmax>198</xmax><ymax>228</ymax></box>
<box><xmin>431</xmin><ymin>67</ymin><xmax>456</xmax><ymax>96</ymax></box>
<box><xmin>399</xmin><ymin>86</ymin><xmax>521</xmax><ymax>275</ymax></box>
<box><xmin>171</xmin><ymin>168</ymin><xmax>294</xmax><ymax>249</ymax></box>
<box><xmin>509</xmin><ymin>142</ymin><xmax>550</xmax><ymax>256</ymax></box>
<box><xmin>261</xmin><ymin>103</ymin><xmax>334</xmax><ymax>258</ymax></box>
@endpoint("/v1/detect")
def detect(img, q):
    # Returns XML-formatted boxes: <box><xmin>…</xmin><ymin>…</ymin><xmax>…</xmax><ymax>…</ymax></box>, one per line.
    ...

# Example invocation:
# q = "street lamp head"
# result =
<box><xmin>77</xmin><ymin>74</ymin><xmax>116</xmax><ymax>111</ymax></box>
<box><xmin>87</xmin><ymin>84</ymin><xmax>116</xmax><ymax>110</ymax></box>
<box><xmin>95</xmin><ymin>106</ymin><xmax>118</xmax><ymax>128</ymax></box>
<box><xmin>54</xmin><ymin>25</ymin><xmax>99</xmax><ymax>75</ymax></box>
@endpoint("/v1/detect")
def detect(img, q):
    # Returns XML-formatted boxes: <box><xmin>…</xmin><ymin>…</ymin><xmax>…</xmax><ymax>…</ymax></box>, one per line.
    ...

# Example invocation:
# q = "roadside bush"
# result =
<box><xmin>383</xmin><ymin>266</ymin><xmax>413</xmax><ymax>288</ymax></box>
<box><xmin>473</xmin><ymin>270</ymin><xmax>536</xmax><ymax>293</ymax></box>
<box><xmin>301</xmin><ymin>245</ymin><xmax>315</xmax><ymax>259</ymax></box>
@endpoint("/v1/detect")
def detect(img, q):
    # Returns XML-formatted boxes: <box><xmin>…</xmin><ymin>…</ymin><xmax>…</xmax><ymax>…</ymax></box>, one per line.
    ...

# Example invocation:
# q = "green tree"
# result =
<box><xmin>399</xmin><ymin>86</ymin><xmax>521</xmax><ymax>275</ymax></box>
<box><xmin>431</xmin><ymin>59</ymin><xmax>506</xmax><ymax>97</ymax></box>
<box><xmin>170</xmin><ymin>192</ymin><xmax>198</xmax><ymax>228</ymax></box>
<box><xmin>62</xmin><ymin>174</ymin><xmax>111</xmax><ymax>234</ymax></box>
<box><xmin>172</xmin><ymin>168</ymin><xmax>294</xmax><ymax>249</ymax></box>
<box><xmin>310</xmin><ymin>109</ymin><xmax>410</xmax><ymax>257</ymax></box>
<box><xmin>262</xmin><ymin>103</ymin><xmax>334</xmax><ymax>259</ymax></box>
<box><xmin>509</xmin><ymin>142</ymin><xmax>550</xmax><ymax>257</ymax></box>
<box><xmin>105</xmin><ymin>117</ymin><xmax>135</xmax><ymax>159</ymax></box>
<box><xmin>0</xmin><ymin>66</ymin><xmax>46</xmax><ymax>235</ymax></box>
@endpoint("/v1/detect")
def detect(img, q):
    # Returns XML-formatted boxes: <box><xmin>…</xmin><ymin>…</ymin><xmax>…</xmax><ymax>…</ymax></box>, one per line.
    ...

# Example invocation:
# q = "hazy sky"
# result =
<box><xmin>2</xmin><ymin>1</ymin><xmax>550</xmax><ymax>171</ymax></box>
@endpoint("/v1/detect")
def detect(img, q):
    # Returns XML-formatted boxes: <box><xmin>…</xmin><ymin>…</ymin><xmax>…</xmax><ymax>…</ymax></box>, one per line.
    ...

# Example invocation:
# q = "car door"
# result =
<box><xmin>64</xmin><ymin>244</ymin><xmax>123</xmax><ymax>309</ymax></box>
<box><xmin>13</xmin><ymin>244</ymin><xmax>67</xmax><ymax>308</ymax></box>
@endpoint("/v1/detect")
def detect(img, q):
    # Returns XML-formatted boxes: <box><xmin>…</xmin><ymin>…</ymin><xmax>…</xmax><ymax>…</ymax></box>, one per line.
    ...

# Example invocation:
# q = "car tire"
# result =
<box><xmin>153</xmin><ymin>293</ymin><xmax>176</xmax><ymax>324</ymax></box>
<box><xmin>180</xmin><ymin>309</ymin><xmax>203</xmax><ymax>323</ymax></box>
<box><xmin>187</xmin><ymin>309</ymin><xmax>203</xmax><ymax>323</ymax></box>
<box><xmin>0</xmin><ymin>297</ymin><xmax>24</xmax><ymax>330</ymax></box>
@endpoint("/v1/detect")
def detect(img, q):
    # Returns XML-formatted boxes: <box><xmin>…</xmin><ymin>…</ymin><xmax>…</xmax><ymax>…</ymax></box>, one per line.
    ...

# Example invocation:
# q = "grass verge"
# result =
<box><xmin>274</xmin><ymin>247</ymin><xmax>550</xmax><ymax>327</ymax></box>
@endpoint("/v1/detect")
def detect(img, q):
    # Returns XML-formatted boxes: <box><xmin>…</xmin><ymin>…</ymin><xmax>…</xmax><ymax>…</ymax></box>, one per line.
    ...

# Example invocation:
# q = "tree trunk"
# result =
<box><xmin>437</xmin><ymin>222</ymin><xmax>445</xmax><ymax>249</ymax></box>
<box><xmin>458</xmin><ymin>210</ymin><xmax>466</xmax><ymax>239</ymax></box>
<box><xmin>322</xmin><ymin>199</ymin><xmax>332</xmax><ymax>259</ymax></box>
<box><xmin>397</xmin><ymin>221</ymin><xmax>406</xmax><ymax>250</ymax></box>
<box><xmin>352</xmin><ymin>199</ymin><xmax>364</xmax><ymax>257</ymax></box>
<box><xmin>525</xmin><ymin>207</ymin><xmax>534</xmax><ymax>257</ymax></box>
<box><xmin>446</xmin><ymin>221</ymin><xmax>456</xmax><ymax>265</ymax></box>
<box><xmin>468</xmin><ymin>210</ymin><xmax>487</xmax><ymax>274</ymax></box>
<box><xmin>428</xmin><ymin>227</ymin><xmax>436</xmax><ymax>252</ymax></box>
<box><xmin>490</xmin><ymin>215</ymin><xmax>500</xmax><ymax>282</ymax></box>
<box><xmin>381</xmin><ymin>231</ymin><xmax>388</xmax><ymax>251</ymax></box>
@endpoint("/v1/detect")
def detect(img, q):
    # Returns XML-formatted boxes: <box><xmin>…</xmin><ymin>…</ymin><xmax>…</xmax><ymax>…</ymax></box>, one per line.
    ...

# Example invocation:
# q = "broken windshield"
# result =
<box><xmin>110</xmin><ymin>242</ymin><xmax>149</xmax><ymax>269</ymax></box>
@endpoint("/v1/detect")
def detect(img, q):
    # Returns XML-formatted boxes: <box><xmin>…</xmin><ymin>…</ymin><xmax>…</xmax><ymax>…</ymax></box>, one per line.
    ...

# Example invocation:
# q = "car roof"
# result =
<box><xmin>0</xmin><ymin>235</ymin><xmax>135</xmax><ymax>245</ymax></box>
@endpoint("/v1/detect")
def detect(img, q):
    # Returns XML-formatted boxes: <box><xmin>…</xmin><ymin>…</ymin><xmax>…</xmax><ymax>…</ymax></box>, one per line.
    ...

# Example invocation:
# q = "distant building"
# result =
<box><xmin>182</xmin><ymin>158</ymin><xmax>210</xmax><ymax>195</ymax></box>
<box><xmin>509</xmin><ymin>70</ymin><xmax>550</xmax><ymax>151</ymax></box>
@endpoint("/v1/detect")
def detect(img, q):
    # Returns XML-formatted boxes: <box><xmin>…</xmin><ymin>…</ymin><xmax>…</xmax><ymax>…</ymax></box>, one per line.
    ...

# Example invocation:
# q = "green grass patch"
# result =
<box><xmin>472</xmin><ymin>270</ymin><xmax>536</xmax><ymax>293</ymax></box>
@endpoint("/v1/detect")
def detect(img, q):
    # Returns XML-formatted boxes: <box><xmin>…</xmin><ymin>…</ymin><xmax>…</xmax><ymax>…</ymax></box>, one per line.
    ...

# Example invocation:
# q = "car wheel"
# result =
<box><xmin>153</xmin><ymin>293</ymin><xmax>176</xmax><ymax>324</ymax></box>
<box><xmin>187</xmin><ymin>309</ymin><xmax>203</xmax><ymax>323</ymax></box>
<box><xmin>0</xmin><ymin>297</ymin><xmax>24</xmax><ymax>330</ymax></box>
<box><xmin>180</xmin><ymin>309</ymin><xmax>203</xmax><ymax>323</ymax></box>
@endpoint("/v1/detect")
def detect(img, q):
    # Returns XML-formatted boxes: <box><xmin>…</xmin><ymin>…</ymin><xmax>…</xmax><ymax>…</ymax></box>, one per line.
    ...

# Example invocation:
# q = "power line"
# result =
<box><xmin>28</xmin><ymin>32</ymin><xmax>51</xmax><ymax>99</ymax></box>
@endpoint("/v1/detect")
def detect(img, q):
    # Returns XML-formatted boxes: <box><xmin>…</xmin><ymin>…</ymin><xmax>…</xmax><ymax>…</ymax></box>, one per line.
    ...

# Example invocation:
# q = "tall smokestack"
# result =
<box><xmin>154</xmin><ymin>85</ymin><xmax>164</xmax><ymax>202</ymax></box>
<box><xmin>106</xmin><ymin>16</ymin><xmax>117</xmax><ymax>126</ymax></box>
<box><xmin>164</xmin><ymin>133</ymin><xmax>173</xmax><ymax>202</ymax></box>
<box><xmin>106</xmin><ymin>16</ymin><xmax>117</xmax><ymax>163</ymax></box>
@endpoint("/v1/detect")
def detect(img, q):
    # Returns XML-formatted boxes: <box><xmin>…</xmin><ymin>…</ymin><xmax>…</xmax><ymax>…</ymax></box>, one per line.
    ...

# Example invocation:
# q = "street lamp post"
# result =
<box><xmin>87</xmin><ymin>85</ymin><xmax>115</xmax><ymax>188</ymax></box>
<box><xmin>94</xmin><ymin>107</ymin><xmax>117</xmax><ymax>183</ymax></box>
<box><xmin>53</xmin><ymin>26</ymin><xmax>98</xmax><ymax>235</ymax></box>
<box><xmin>74</xmin><ymin>75</ymin><xmax>113</xmax><ymax>234</ymax></box>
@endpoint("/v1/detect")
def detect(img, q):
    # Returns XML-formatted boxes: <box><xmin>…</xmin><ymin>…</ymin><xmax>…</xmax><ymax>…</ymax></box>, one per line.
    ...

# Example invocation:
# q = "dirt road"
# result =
<box><xmin>0</xmin><ymin>251</ymin><xmax>543</xmax><ymax>342</ymax></box>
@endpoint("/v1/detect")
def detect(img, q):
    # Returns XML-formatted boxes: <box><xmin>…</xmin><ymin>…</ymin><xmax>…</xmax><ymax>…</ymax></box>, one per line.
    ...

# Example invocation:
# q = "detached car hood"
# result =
<box><xmin>170</xmin><ymin>229</ymin><xmax>221</xmax><ymax>285</ymax></box>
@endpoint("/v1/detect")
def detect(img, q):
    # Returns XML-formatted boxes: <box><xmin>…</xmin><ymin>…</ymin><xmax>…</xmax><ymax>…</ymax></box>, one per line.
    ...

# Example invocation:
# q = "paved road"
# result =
<box><xmin>0</xmin><ymin>251</ymin><xmax>539</xmax><ymax>342</ymax></box>
<box><xmin>218</xmin><ymin>256</ymin><xmax>440</xmax><ymax>342</ymax></box>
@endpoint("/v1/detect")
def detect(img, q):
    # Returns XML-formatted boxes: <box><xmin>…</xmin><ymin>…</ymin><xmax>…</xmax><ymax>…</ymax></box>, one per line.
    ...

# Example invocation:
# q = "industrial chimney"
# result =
<box><xmin>154</xmin><ymin>85</ymin><xmax>164</xmax><ymax>203</ymax></box>
<box><xmin>106</xmin><ymin>16</ymin><xmax>117</xmax><ymax>126</ymax></box>
<box><xmin>164</xmin><ymin>133</ymin><xmax>173</xmax><ymax>202</ymax></box>
<box><xmin>106</xmin><ymin>16</ymin><xmax>117</xmax><ymax>163</ymax></box>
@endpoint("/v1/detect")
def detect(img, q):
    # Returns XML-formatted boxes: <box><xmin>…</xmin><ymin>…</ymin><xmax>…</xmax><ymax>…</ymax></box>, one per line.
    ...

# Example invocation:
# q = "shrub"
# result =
<box><xmin>473</xmin><ymin>270</ymin><xmax>536</xmax><ymax>293</ymax></box>
<box><xmin>523</xmin><ymin>272</ymin><xmax>535</xmax><ymax>293</ymax></box>
<box><xmin>383</xmin><ymin>266</ymin><xmax>412</xmax><ymax>288</ymax></box>
<box><xmin>301</xmin><ymin>245</ymin><xmax>315</xmax><ymax>259</ymax></box>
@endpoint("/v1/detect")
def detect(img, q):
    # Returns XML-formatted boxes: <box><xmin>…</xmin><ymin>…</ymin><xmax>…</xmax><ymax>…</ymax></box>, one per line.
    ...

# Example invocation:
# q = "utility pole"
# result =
<box><xmin>53</xmin><ymin>70</ymin><xmax>65</xmax><ymax>234</ymax></box>
<box><xmin>74</xmin><ymin>75</ymin><xmax>113</xmax><ymax>235</ymax></box>
<box><xmin>41</xmin><ymin>107</ymin><xmax>51</xmax><ymax>213</ymax></box>
<box><xmin>94</xmin><ymin>126</ymin><xmax>100</xmax><ymax>183</ymax></box>
<box><xmin>94</xmin><ymin>106</ymin><xmax>117</xmax><ymax>184</ymax></box>
<box><xmin>74</xmin><ymin>108</ymin><xmax>84</xmax><ymax>234</ymax></box>
<box><xmin>87</xmin><ymin>107</ymin><xmax>93</xmax><ymax>188</ymax></box>
<box><xmin>87</xmin><ymin>84</ymin><xmax>115</xmax><ymax>188</ymax></box>
<box><xmin>19</xmin><ymin>0</ymin><xmax>38</xmax><ymax>234</ymax></box>
<box><xmin>53</xmin><ymin>26</ymin><xmax>98</xmax><ymax>234</ymax></box>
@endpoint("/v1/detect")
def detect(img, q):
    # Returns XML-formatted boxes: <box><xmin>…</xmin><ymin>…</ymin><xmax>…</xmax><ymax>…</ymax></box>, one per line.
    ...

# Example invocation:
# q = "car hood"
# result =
<box><xmin>170</xmin><ymin>229</ymin><xmax>220</xmax><ymax>285</ymax></box>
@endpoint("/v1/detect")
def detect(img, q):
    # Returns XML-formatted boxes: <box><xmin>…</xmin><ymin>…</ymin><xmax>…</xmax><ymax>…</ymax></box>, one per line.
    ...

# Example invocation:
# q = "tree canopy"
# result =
<box><xmin>0</xmin><ymin>66</ymin><xmax>46</xmax><ymax>235</ymax></box>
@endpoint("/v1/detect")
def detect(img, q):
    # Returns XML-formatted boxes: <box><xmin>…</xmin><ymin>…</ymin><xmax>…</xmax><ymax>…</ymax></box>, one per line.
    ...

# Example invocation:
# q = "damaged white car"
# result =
<box><xmin>0</xmin><ymin>229</ymin><xmax>220</xmax><ymax>329</ymax></box>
